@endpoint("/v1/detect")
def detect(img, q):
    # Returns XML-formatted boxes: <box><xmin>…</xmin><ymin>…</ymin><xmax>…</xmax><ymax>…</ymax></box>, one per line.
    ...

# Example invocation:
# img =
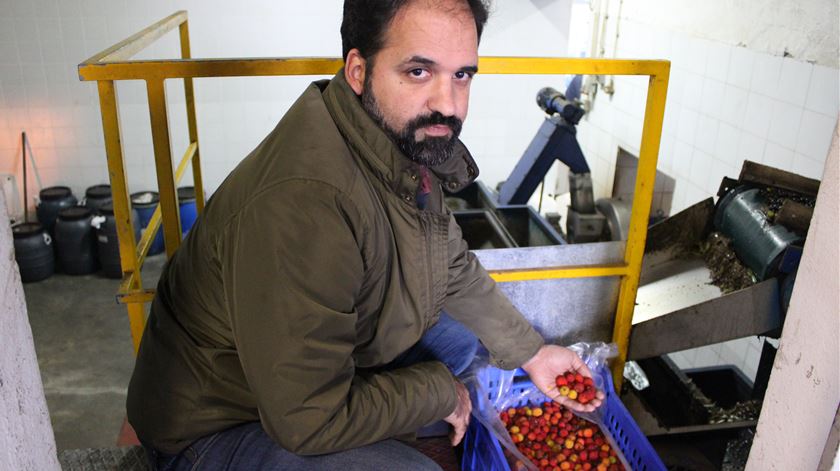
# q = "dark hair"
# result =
<box><xmin>341</xmin><ymin>0</ymin><xmax>490</xmax><ymax>61</ymax></box>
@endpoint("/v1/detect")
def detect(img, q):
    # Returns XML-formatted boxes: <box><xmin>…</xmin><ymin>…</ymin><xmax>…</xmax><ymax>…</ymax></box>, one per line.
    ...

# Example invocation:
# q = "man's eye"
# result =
<box><xmin>410</xmin><ymin>68</ymin><xmax>425</xmax><ymax>77</ymax></box>
<box><xmin>454</xmin><ymin>71</ymin><xmax>473</xmax><ymax>80</ymax></box>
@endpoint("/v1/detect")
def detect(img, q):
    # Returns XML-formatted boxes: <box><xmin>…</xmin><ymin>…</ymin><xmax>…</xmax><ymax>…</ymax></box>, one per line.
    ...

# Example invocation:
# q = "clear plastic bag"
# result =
<box><xmin>463</xmin><ymin>342</ymin><xmax>625</xmax><ymax>471</ymax></box>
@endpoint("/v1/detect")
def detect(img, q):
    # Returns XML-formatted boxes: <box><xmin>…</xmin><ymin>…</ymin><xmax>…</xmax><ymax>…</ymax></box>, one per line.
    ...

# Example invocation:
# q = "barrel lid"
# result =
<box><xmin>131</xmin><ymin>191</ymin><xmax>160</xmax><ymax>206</ymax></box>
<box><xmin>86</xmin><ymin>184</ymin><xmax>111</xmax><ymax>199</ymax></box>
<box><xmin>100</xmin><ymin>202</ymin><xmax>115</xmax><ymax>215</ymax></box>
<box><xmin>58</xmin><ymin>206</ymin><xmax>92</xmax><ymax>220</ymax></box>
<box><xmin>40</xmin><ymin>186</ymin><xmax>73</xmax><ymax>201</ymax></box>
<box><xmin>12</xmin><ymin>222</ymin><xmax>45</xmax><ymax>239</ymax></box>
<box><xmin>177</xmin><ymin>186</ymin><xmax>196</xmax><ymax>201</ymax></box>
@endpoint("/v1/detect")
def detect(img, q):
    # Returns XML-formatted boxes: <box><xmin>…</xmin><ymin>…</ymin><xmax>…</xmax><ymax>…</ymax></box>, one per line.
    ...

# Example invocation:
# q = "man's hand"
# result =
<box><xmin>521</xmin><ymin>345</ymin><xmax>605</xmax><ymax>413</ymax></box>
<box><xmin>443</xmin><ymin>380</ymin><xmax>472</xmax><ymax>446</ymax></box>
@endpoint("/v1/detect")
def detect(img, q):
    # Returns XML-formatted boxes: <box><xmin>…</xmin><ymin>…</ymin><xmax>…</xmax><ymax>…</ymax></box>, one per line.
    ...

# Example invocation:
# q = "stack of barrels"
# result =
<box><xmin>11</xmin><ymin>184</ymin><xmax>200</xmax><ymax>283</ymax></box>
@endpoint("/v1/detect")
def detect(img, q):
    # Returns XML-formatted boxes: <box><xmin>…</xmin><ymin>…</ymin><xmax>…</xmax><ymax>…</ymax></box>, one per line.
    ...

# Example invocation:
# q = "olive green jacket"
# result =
<box><xmin>127</xmin><ymin>71</ymin><xmax>544</xmax><ymax>455</ymax></box>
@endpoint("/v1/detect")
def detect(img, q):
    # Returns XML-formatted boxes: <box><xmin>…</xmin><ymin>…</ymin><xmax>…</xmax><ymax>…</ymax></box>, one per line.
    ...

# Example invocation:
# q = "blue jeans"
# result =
<box><xmin>144</xmin><ymin>312</ymin><xmax>479</xmax><ymax>470</ymax></box>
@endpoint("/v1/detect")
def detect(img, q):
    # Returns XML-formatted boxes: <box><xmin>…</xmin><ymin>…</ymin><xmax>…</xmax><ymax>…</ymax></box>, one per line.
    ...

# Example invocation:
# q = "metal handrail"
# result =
<box><xmin>78</xmin><ymin>10</ymin><xmax>670</xmax><ymax>388</ymax></box>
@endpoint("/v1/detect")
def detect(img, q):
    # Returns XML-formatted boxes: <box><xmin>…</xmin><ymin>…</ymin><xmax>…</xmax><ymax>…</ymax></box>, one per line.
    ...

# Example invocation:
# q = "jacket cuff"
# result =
<box><xmin>490</xmin><ymin>327</ymin><xmax>545</xmax><ymax>370</ymax></box>
<box><xmin>426</xmin><ymin>361</ymin><xmax>460</xmax><ymax>419</ymax></box>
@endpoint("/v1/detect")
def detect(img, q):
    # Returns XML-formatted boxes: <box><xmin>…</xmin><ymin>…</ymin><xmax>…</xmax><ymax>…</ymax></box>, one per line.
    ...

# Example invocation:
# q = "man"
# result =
<box><xmin>128</xmin><ymin>0</ymin><xmax>602</xmax><ymax>469</ymax></box>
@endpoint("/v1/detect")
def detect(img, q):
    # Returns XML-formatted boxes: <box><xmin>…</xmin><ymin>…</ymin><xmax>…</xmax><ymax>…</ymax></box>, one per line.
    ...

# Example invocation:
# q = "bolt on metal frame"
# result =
<box><xmin>78</xmin><ymin>11</ymin><xmax>669</xmax><ymax>388</ymax></box>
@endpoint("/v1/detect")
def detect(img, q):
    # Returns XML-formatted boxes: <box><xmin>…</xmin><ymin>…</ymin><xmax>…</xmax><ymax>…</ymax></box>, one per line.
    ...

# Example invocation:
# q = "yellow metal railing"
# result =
<box><xmin>79</xmin><ymin>11</ymin><xmax>669</xmax><ymax>388</ymax></box>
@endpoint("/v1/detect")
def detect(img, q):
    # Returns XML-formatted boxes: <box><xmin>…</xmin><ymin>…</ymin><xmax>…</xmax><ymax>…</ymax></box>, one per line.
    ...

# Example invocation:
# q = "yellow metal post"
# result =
<box><xmin>179</xmin><ymin>19</ymin><xmax>205</xmax><ymax>212</ymax></box>
<box><xmin>489</xmin><ymin>264</ymin><xmax>628</xmax><ymax>283</ymax></box>
<box><xmin>96</xmin><ymin>80</ymin><xmax>146</xmax><ymax>352</ymax></box>
<box><xmin>610</xmin><ymin>65</ymin><xmax>671</xmax><ymax>387</ymax></box>
<box><xmin>146</xmin><ymin>79</ymin><xmax>182</xmax><ymax>257</ymax></box>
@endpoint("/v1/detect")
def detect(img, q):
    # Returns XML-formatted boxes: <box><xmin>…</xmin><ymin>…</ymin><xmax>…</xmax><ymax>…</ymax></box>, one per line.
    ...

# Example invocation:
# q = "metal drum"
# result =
<box><xmin>37</xmin><ymin>186</ymin><xmax>78</xmax><ymax>234</ymax></box>
<box><xmin>93</xmin><ymin>202</ymin><xmax>140</xmax><ymax>278</ymax></box>
<box><xmin>83</xmin><ymin>184</ymin><xmax>112</xmax><ymax>212</ymax></box>
<box><xmin>12</xmin><ymin>222</ymin><xmax>55</xmax><ymax>282</ymax></box>
<box><xmin>131</xmin><ymin>191</ymin><xmax>165</xmax><ymax>255</ymax></box>
<box><xmin>55</xmin><ymin>206</ymin><xmax>97</xmax><ymax>275</ymax></box>
<box><xmin>178</xmin><ymin>186</ymin><xmax>198</xmax><ymax>237</ymax></box>
<box><xmin>714</xmin><ymin>187</ymin><xmax>803</xmax><ymax>280</ymax></box>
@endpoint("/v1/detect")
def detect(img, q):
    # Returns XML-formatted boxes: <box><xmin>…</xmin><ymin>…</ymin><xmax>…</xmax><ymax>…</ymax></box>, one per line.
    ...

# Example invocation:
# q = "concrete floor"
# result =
<box><xmin>24</xmin><ymin>254</ymin><xmax>166</xmax><ymax>452</ymax></box>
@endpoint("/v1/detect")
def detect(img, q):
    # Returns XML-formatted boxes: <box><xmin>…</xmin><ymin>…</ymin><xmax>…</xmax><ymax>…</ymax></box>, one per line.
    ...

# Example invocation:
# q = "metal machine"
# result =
<box><xmin>621</xmin><ymin>161</ymin><xmax>818</xmax><ymax>468</ymax></box>
<box><xmin>495</xmin><ymin>83</ymin><xmax>630</xmax><ymax>243</ymax></box>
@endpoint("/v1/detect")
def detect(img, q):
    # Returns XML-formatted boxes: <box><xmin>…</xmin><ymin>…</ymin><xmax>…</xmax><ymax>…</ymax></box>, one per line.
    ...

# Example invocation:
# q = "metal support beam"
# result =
<box><xmin>628</xmin><ymin>279</ymin><xmax>782</xmax><ymax>360</ymax></box>
<box><xmin>179</xmin><ymin>19</ymin><xmax>205</xmax><ymax>213</ymax></box>
<box><xmin>97</xmin><ymin>80</ymin><xmax>146</xmax><ymax>352</ymax></box>
<box><xmin>490</xmin><ymin>264</ymin><xmax>627</xmax><ymax>283</ymax></box>
<box><xmin>146</xmin><ymin>79</ymin><xmax>182</xmax><ymax>257</ymax></box>
<box><xmin>611</xmin><ymin>67</ymin><xmax>670</xmax><ymax>388</ymax></box>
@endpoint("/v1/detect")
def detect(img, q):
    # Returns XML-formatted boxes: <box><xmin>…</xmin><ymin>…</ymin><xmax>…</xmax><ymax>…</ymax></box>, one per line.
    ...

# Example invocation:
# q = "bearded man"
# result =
<box><xmin>127</xmin><ymin>1</ymin><xmax>601</xmax><ymax>469</ymax></box>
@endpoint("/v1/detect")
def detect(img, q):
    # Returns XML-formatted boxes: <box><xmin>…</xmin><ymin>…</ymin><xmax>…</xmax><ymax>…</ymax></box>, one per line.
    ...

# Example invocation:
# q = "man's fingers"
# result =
<box><xmin>449</xmin><ymin>416</ymin><xmax>469</xmax><ymax>446</ymax></box>
<box><xmin>452</xmin><ymin>429</ymin><xmax>464</xmax><ymax>446</ymax></box>
<box><xmin>573</xmin><ymin>358</ymin><xmax>594</xmax><ymax>378</ymax></box>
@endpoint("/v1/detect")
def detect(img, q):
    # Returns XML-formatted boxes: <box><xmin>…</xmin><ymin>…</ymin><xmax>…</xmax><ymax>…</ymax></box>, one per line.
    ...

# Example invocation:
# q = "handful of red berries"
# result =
<box><xmin>500</xmin><ymin>401</ymin><xmax>623</xmax><ymax>471</ymax></box>
<box><xmin>554</xmin><ymin>371</ymin><xmax>599</xmax><ymax>405</ymax></box>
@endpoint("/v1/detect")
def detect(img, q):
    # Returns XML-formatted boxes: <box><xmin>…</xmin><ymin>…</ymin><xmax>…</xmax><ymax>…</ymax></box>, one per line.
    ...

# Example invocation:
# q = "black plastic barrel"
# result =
<box><xmin>12</xmin><ymin>222</ymin><xmax>55</xmax><ymax>282</ymax></box>
<box><xmin>130</xmin><ymin>191</ymin><xmax>165</xmax><ymax>255</ymax></box>
<box><xmin>83</xmin><ymin>184</ymin><xmax>112</xmax><ymax>212</ymax></box>
<box><xmin>55</xmin><ymin>206</ymin><xmax>97</xmax><ymax>275</ymax></box>
<box><xmin>94</xmin><ymin>202</ymin><xmax>141</xmax><ymax>278</ymax></box>
<box><xmin>177</xmin><ymin>186</ymin><xmax>198</xmax><ymax>237</ymax></box>
<box><xmin>36</xmin><ymin>186</ymin><xmax>78</xmax><ymax>234</ymax></box>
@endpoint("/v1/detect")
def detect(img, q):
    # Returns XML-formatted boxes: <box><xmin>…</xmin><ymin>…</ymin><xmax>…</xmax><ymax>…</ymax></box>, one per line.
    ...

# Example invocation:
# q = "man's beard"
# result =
<box><xmin>361</xmin><ymin>78</ymin><xmax>463</xmax><ymax>167</ymax></box>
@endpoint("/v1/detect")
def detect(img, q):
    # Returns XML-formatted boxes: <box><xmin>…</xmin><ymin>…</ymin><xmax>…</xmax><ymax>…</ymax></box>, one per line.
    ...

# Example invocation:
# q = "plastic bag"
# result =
<box><xmin>463</xmin><ymin>341</ymin><xmax>625</xmax><ymax>471</ymax></box>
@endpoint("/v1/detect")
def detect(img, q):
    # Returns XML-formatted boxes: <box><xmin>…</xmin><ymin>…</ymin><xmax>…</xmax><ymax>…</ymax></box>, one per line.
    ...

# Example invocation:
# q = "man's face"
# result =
<box><xmin>361</xmin><ymin>0</ymin><xmax>479</xmax><ymax>167</ymax></box>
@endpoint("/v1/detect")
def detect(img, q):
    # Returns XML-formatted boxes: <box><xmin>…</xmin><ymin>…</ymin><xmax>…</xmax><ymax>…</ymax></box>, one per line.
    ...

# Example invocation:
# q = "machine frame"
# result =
<box><xmin>78</xmin><ymin>10</ymin><xmax>670</xmax><ymax>387</ymax></box>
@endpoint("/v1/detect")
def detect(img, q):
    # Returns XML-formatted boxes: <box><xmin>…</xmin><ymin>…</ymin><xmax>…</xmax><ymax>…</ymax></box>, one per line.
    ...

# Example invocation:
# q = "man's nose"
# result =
<box><xmin>428</xmin><ymin>78</ymin><xmax>457</xmax><ymax>117</ymax></box>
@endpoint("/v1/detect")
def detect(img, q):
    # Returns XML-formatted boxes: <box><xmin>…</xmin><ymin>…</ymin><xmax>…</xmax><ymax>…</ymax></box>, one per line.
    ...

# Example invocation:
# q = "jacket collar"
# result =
<box><xmin>320</xmin><ymin>70</ymin><xmax>479</xmax><ymax>198</ymax></box>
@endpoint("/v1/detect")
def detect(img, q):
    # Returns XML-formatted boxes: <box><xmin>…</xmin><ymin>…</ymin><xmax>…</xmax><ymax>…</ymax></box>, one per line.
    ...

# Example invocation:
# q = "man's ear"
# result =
<box><xmin>344</xmin><ymin>49</ymin><xmax>367</xmax><ymax>96</ymax></box>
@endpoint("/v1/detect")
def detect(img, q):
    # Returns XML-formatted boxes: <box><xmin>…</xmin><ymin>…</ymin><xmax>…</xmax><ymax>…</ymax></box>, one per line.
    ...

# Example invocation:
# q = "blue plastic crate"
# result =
<box><xmin>462</xmin><ymin>366</ymin><xmax>666</xmax><ymax>471</ymax></box>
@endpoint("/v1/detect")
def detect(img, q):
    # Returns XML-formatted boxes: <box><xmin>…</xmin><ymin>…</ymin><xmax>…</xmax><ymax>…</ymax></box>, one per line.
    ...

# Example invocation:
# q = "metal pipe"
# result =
<box><xmin>21</xmin><ymin>132</ymin><xmax>27</xmax><ymax>222</ymax></box>
<box><xmin>79</xmin><ymin>57</ymin><xmax>668</xmax><ymax>81</ymax></box>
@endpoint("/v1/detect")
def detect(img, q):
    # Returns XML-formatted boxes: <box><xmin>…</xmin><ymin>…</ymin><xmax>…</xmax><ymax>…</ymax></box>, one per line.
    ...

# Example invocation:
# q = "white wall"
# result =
<box><xmin>746</xmin><ymin>124</ymin><xmax>838</xmax><ymax>470</ymax></box>
<box><xmin>0</xmin><ymin>191</ymin><xmax>60</xmax><ymax>471</ymax></box>
<box><xmin>0</xmin><ymin>0</ymin><xmax>573</xmax><ymax>216</ymax></box>
<box><xmin>568</xmin><ymin>0</ymin><xmax>839</xmax><ymax>381</ymax></box>
<box><xmin>619</xmin><ymin>0</ymin><xmax>840</xmax><ymax>69</ymax></box>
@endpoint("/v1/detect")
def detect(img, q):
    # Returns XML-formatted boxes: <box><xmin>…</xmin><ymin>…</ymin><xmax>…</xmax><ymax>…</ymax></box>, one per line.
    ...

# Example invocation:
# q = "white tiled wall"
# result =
<box><xmin>669</xmin><ymin>337</ymin><xmax>767</xmax><ymax>382</ymax></box>
<box><xmin>578</xmin><ymin>19</ymin><xmax>839</xmax><ymax>214</ymax></box>
<box><xmin>0</xmin><ymin>0</ymin><xmax>574</xmax><ymax>218</ymax></box>
<box><xmin>574</xmin><ymin>16</ymin><xmax>839</xmax><ymax>382</ymax></box>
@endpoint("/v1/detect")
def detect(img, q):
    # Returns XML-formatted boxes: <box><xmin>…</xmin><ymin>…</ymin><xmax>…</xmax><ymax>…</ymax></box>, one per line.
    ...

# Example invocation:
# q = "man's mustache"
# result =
<box><xmin>407</xmin><ymin>112</ymin><xmax>463</xmax><ymax>138</ymax></box>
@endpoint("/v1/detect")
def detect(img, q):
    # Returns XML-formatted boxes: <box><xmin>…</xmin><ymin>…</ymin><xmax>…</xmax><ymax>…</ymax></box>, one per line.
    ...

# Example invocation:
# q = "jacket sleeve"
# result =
<box><xmin>220</xmin><ymin>180</ymin><xmax>458</xmax><ymax>455</ymax></box>
<box><xmin>442</xmin><ymin>212</ymin><xmax>544</xmax><ymax>370</ymax></box>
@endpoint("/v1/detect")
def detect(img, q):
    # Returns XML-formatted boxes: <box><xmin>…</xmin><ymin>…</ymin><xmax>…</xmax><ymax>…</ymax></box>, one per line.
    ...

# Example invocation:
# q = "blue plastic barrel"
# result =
<box><xmin>130</xmin><ymin>191</ymin><xmax>164</xmax><ymax>255</ymax></box>
<box><xmin>177</xmin><ymin>186</ymin><xmax>198</xmax><ymax>237</ymax></box>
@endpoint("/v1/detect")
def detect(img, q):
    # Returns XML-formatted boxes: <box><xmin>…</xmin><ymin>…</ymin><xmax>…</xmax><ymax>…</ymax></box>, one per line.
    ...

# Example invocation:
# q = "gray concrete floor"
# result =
<box><xmin>23</xmin><ymin>254</ymin><xmax>166</xmax><ymax>452</ymax></box>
